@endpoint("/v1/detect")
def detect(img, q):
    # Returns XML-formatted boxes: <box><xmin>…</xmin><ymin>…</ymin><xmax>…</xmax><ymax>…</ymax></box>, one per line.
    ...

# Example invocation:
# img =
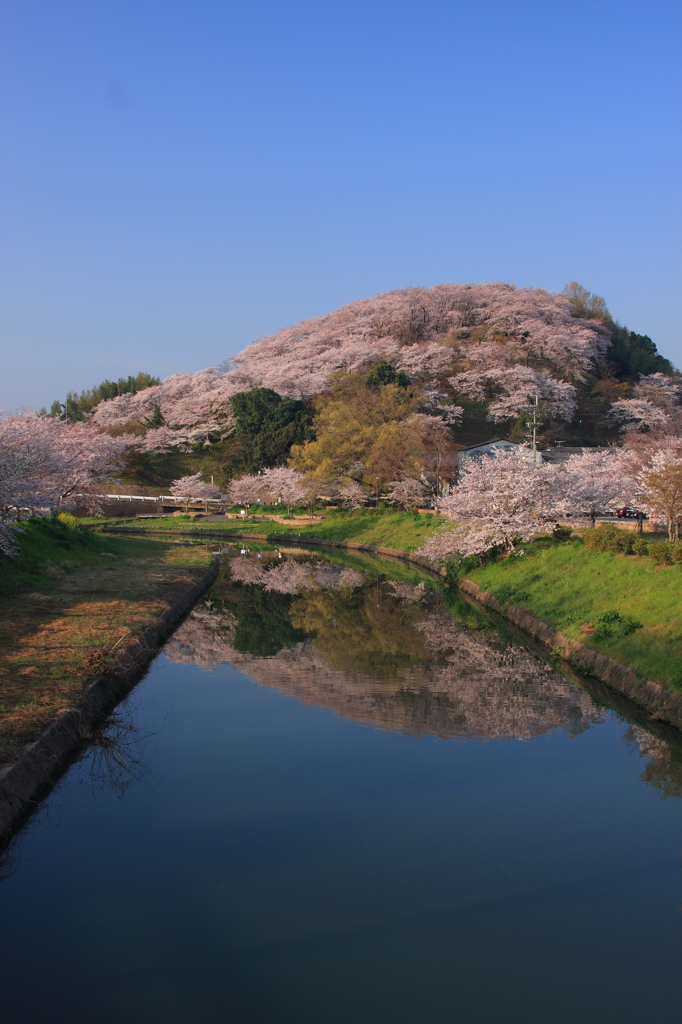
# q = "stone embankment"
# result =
<box><xmin>0</xmin><ymin>560</ymin><xmax>220</xmax><ymax>841</ymax></box>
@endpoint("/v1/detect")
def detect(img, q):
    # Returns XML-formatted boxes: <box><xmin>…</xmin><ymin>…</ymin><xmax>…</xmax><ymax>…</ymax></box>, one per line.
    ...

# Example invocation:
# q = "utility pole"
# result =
<box><xmin>434</xmin><ymin>450</ymin><xmax>442</xmax><ymax>513</ymax></box>
<box><xmin>525</xmin><ymin>394</ymin><xmax>543</xmax><ymax>458</ymax></box>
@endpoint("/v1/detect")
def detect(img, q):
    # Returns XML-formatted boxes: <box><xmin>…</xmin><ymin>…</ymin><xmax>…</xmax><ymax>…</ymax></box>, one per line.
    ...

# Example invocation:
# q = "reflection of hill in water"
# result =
<box><xmin>166</xmin><ymin>585</ymin><xmax>606</xmax><ymax>742</ymax></box>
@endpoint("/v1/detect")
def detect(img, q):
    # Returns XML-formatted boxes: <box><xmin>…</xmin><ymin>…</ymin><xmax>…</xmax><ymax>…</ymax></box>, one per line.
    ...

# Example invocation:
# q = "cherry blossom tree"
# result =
<box><xmin>608</xmin><ymin>398</ymin><xmax>672</xmax><ymax>433</ymax></box>
<box><xmin>449</xmin><ymin>366</ymin><xmax>577</xmax><ymax>422</ymax></box>
<box><xmin>227</xmin><ymin>283</ymin><xmax>609</xmax><ymax>397</ymax></box>
<box><xmin>563</xmin><ymin>449</ymin><xmax>633</xmax><ymax>525</ymax></box>
<box><xmin>260</xmin><ymin>466</ymin><xmax>308</xmax><ymax>516</ymax></box>
<box><xmin>91</xmin><ymin>370</ymin><xmax>241</xmax><ymax>450</ymax></box>
<box><xmin>0</xmin><ymin>412</ymin><xmax>128</xmax><ymax>555</ymax></box>
<box><xmin>339</xmin><ymin>479</ymin><xmax>366</xmax><ymax>510</ymax></box>
<box><xmin>169</xmin><ymin>473</ymin><xmax>222</xmax><ymax>511</ymax></box>
<box><xmin>227</xmin><ymin>467</ymin><xmax>308</xmax><ymax>515</ymax></box>
<box><xmin>635</xmin><ymin>372</ymin><xmax>682</xmax><ymax>406</ymax></box>
<box><xmin>609</xmin><ymin>371</ymin><xmax>682</xmax><ymax>438</ymax></box>
<box><xmin>169</xmin><ymin>474</ymin><xmax>222</xmax><ymax>500</ymax></box>
<box><xmin>386</xmin><ymin>477</ymin><xmax>426</xmax><ymax>510</ymax></box>
<box><xmin>418</xmin><ymin>446</ymin><xmax>569</xmax><ymax>560</ymax></box>
<box><xmin>227</xmin><ymin>474</ymin><xmax>268</xmax><ymax>507</ymax></box>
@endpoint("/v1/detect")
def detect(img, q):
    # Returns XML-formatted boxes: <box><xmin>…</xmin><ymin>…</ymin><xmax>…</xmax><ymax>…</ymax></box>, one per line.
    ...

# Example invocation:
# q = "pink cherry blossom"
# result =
<box><xmin>89</xmin><ymin>283</ymin><xmax>610</xmax><ymax>448</ymax></box>
<box><xmin>169</xmin><ymin>474</ymin><xmax>222</xmax><ymax>500</ymax></box>
<box><xmin>609</xmin><ymin>398</ymin><xmax>672</xmax><ymax>433</ymax></box>
<box><xmin>449</xmin><ymin>366</ymin><xmax>577</xmax><ymax>422</ymax></box>
<box><xmin>386</xmin><ymin>477</ymin><xmax>426</xmax><ymax>510</ymax></box>
<box><xmin>227</xmin><ymin>467</ymin><xmax>308</xmax><ymax>514</ymax></box>
<box><xmin>418</xmin><ymin>446</ymin><xmax>569</xmax><ymax>559</ymax></box>
<box><xmin>0</xmin><ymin>411</ymin><xmax>128</xmax><ymax>554</ymax></box>
<box><xmin>563</xmin><ymin>449</ymin><xmax>633</xmax><ymax>524</ymax></box>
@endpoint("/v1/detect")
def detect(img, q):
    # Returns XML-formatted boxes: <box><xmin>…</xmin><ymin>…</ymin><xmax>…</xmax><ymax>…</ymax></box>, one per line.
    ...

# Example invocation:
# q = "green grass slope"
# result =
<box><xmin>467</xmin><ymin>539</ymin><xmax>682</xmax><ymax>690</ymax></box>
<box><xmin>102</xmin><ymin>509</ymin><xmax>445</xmax><ymax>552</ymax></box>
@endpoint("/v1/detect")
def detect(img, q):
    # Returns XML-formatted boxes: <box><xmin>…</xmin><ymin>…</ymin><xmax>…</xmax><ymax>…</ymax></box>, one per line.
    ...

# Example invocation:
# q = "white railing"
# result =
<box><xmin>74</xmin><ymin>493</ymin><xmax>225</xmax><ymax>504</ymax></box>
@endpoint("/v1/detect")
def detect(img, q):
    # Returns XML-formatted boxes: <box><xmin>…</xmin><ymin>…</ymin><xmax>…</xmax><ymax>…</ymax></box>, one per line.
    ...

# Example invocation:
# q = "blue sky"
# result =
<box><xmin>1</xmin><ymin>0</ymin><xmax>680</xmax><ymax>410</ymax></box>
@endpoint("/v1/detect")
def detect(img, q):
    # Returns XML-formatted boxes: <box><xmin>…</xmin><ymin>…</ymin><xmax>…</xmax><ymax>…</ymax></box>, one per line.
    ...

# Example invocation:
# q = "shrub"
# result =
<box><xmin>582</xmin><ymin>524</ymin><xmax>634</xmax><ymax>555</ymax></box>
<box><xmin>632</xmin><ymin>538</ymin><xmax>649</xmax><ymax>556</ymax></box>
<box><xmin>56</xmin><ymin>512</ymin><xmax>80</xmax><ymax>530</ymax></box>
<box><xmin>592</xmin><ymin>610</ymin><xmax>643</xmax><ymax>640</ymax></box>
<box><xmin>649</xmin><ymin>542</ymin><xmax>674</xmax><ymax>565</ymax></box>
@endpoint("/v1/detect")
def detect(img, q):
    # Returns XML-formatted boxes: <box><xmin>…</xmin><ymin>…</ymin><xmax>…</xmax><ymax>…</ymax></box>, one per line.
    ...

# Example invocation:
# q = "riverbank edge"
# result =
<box><xmin>100</xmin><ymin>525</ymin><xmax>682</xmax><ymax>730</ymax></box>
<box><xmin>457</xmin><ymin>578</ymin><xmax>682</xmax><ymax>731</ymax></box>
<box><xmin>0</xmin><ymin>558</ymin><xmax>220</xmax><ymax>842</ymax></box>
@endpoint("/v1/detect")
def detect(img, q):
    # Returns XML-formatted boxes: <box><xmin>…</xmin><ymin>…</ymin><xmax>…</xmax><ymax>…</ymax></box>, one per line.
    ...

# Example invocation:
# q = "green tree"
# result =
<box><xmin>606</xmin><ymin>325</ymin><xmax>674</xmax><ymax>381</ymax></box>
<box><xmin>366</xmin><ymin>361</ymin><xmax>411</xmax><ymax>389</ymax></box>
<box><xmin>561</xmin><ymin>282</ymin><xmax>610</xmax><ymax>322</ymax></box>
<box><xmin>225</xmin><ymin>387</ymin><xmax>314</xmax><ymax>474</ymax></box>
<box><xmin>289</xmin><ymin>371</ymin><xmax>431</xmax><ymax>485</ymax></box>
<box><xmin>52</xmin><ymin>372</ymin><xmax>160</xmax><ymax>422</ymax></box>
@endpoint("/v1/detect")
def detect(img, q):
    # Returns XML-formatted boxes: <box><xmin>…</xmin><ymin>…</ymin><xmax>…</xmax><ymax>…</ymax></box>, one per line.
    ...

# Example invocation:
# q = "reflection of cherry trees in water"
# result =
<box><xmin>229</xmin><ymin>556</ymin><xmax>364</xmax><ymax>594</ymax></box>
<box><xmin>165</xmin><ymin>558</ymin><xmax>608</xmax><ymax>743</ymax></box>
<box><xmin>623</xmin><ymin>726</ymin><xmax>682</xmax><ymax>801</ymax></box>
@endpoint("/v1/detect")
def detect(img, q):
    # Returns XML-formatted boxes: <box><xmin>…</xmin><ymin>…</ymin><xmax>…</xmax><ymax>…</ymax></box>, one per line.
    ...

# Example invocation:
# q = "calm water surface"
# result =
<box><xmin>1</xmin><ymin>553</ymin><xmax>680</xmax><ymax>1023</ymax></box>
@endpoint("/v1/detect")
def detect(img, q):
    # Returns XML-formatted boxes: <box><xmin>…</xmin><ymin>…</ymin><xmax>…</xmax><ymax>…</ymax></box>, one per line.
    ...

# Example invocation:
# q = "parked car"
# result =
<box><xmin>614</xmin><ymin>507</ymin><xmax>647</xmax><ymax>519</ymax></box>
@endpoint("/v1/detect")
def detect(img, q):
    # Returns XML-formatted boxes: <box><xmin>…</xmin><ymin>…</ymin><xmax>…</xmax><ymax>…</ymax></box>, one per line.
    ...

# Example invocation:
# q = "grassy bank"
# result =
<box><xmin>101</xmin><ymin>508</ymin><xmax>445</xmax><ymax>551</ymax></box>
<box><xmin>466</xmin><ymin>537</ymin><xmax>682</xmax><ymax>691</ymax></box>
<box><xmin>0</xmin><ymin>517</ymin><xmax>213</xmax><ymax>766</ymax></box>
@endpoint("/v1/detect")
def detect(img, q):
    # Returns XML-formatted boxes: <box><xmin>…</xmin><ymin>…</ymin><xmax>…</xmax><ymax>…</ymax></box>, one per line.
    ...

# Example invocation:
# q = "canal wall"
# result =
<box><xmin>0</xmin><ymin>559</ymin><xmax>220</xmax><ymax>842</ymax></box>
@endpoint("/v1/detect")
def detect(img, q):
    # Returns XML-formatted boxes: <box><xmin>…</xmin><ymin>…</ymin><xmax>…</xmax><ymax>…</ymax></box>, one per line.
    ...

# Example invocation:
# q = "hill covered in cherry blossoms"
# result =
<box><xmin>91</xmin><ymin>285</ymin><xmax>601</xmax><ymax>427</ymax></box>
<box><xmin>87</xmin><ymin>282</ymin><xmax>676</xmax><ymax>484</ymax></box>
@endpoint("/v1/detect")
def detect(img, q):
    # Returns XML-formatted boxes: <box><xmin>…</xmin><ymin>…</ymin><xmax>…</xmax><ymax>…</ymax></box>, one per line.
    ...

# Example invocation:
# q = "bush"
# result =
<box><xmin>56</xmin><ymin>512</ymin><xmax>80</xmax><ymax>530</ymax></box>
<box><xmin>649</xmin><ymin>542</ymin><xmax>674</xmax><ymax>565</ymax></box>
<box><xmin>592</xmin><ymin>610</ymin><xmax>643</xmax><ymax>640</ymax></box>
<box><xmin>632</xmin><ymin>538</ymin><xmax>649</xmax><ymax>556</ymax></box>
<box><xmin>582</xmin><ymin>524</ymin><xmax>634</xmax><ymax>555</ymax></box>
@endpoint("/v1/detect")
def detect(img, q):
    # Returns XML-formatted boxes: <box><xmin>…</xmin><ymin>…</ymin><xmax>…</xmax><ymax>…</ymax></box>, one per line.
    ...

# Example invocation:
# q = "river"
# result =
<box><xmin>1</xmin><ymin>549</ymin><xmax>680</xmax><ymax>1023</ymax></box>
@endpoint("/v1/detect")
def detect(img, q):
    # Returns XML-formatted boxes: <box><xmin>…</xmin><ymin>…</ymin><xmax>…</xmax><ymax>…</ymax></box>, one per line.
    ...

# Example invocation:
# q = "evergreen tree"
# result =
<box><xmin>51</xmin><ymin>372</ymin><xmax>160</xmax><ymax>422</ymax></box>
<box><xmin>606</xmin><ymin>325</ymin><xmax>675</xmax><ymax>381</ymax></box>
<box><xmin>226</xmin><ymin>387</ymin><xmax>314</xmax><ymax>474</ymax></box>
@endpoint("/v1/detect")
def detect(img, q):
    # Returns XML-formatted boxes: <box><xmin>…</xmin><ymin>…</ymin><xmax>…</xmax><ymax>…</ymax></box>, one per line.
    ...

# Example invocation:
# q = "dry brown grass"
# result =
<box><xmin>0</xmin><ymin>537</ymin><xmax>212</xmax><ymax>766</ymax></box>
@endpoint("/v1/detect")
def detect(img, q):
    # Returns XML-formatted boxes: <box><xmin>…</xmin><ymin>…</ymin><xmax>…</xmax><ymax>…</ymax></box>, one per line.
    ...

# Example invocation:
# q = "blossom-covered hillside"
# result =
<box><xmin>91</xmin><ymin>283</ymin><xmax>611</xmax><ymax>451</ymax></box>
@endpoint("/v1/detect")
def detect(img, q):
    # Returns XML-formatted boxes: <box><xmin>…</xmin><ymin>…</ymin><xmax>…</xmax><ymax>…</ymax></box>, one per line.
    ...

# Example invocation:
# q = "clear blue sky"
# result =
<box><xmin>1</xmin><ymin>0</ymin><xmax>680</xmax><ymax>410</ymax></box>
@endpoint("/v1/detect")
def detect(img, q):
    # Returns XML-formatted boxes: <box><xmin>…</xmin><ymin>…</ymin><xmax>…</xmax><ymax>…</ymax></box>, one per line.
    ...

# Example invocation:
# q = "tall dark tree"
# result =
<box><xmin>366</xmin><ymin>361</ymin><xmax>411</xmax><ymax>389</ymax></box>
<box><xmin>606</xmin><ymin>326</ymin><xmax>675</xmax><ymax>381</ymax></box>
<box><xmin>225</xmin><ymin>387</ymin><xmax>314</xmax><ymax>474</ymax></box>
